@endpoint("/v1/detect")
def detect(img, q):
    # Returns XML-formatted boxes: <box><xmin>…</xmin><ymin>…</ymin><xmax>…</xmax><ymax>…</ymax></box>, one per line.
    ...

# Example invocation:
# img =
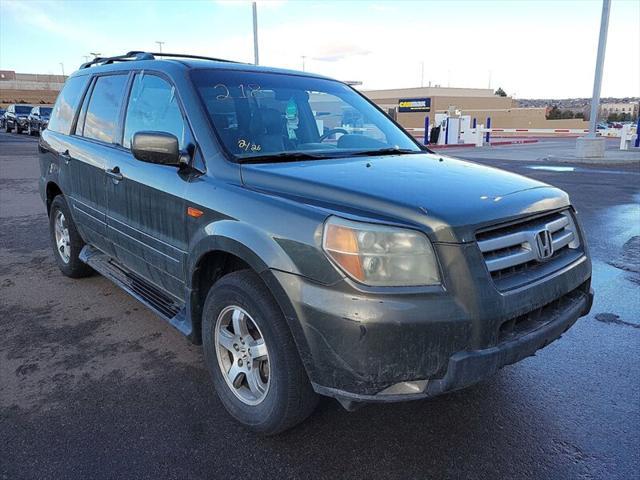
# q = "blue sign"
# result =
<box><xmin>398</xmin><ymin>97</ymin><xmax>431</xmax><ymax>113</ymax></box>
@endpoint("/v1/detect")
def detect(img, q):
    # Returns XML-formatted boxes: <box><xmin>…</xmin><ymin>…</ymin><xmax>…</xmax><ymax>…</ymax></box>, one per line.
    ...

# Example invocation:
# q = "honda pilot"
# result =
<box><xmin>39</xmin><ymin>51</ymin><xmax>593</xmax><ymax>434</ymax></box>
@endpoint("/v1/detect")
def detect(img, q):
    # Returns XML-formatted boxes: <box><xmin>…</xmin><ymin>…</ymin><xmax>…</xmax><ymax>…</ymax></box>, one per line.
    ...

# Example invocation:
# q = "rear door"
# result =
<box><xmin>104</xmin><ymin>71</ymin><xmax>191</xmax><ymax>299</ymax></box>
<box><xmin>62</xmin><ymin>73</ymin><xmax>129</xmax><ymax>256</ymax></box>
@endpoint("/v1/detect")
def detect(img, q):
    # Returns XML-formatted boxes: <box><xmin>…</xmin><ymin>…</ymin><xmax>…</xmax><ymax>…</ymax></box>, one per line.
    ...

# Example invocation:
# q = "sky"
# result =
<box><xmin>1</xmin><ymin>0</ymin><xmax>638</xmax><ymax>99</ymax></box>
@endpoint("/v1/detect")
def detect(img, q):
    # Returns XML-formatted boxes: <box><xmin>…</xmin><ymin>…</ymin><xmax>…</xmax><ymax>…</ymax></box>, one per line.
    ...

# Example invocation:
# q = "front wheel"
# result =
<box><xmin>202</xmin><ymin>270</ymin><xmax>318</xmax><ymax>435</ymax></box>
<box><xmin>48</xmin><ymin>195</ymin><xmax>93</xmax><ymax>278</ymax></box>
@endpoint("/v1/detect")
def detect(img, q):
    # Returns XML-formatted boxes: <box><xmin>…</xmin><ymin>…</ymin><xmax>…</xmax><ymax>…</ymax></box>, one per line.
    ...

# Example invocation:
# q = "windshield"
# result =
<box><xmin>16</xmin><ymin>106</ymin><xmax>32</xmax><ymax>114</ymax></box>
<box><xmin>191</xmin><ymin>69</ymin><xmax>421</xmax><ymax>161</ymax></box>
<box><xmin>41</xmin><ymin>107</ymin><xmax>52</xmax><ymax>115</ymax></box>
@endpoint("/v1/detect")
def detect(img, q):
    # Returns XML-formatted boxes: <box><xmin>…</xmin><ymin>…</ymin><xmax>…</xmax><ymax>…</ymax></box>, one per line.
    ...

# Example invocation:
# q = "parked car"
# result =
<box><xmin>27</xmin><ymin>106</ymin><xmax>53</xmax><ymax>136</ymax></box>
<box><xmin>39</xmin><ymin>51</ymin><xmax>593</xmax><ymax>435</ymax></box>
<box><xmin>4</xmin><ymin>104</ymin><xmax>33</xmax><ymax>133</ymax></box>
<box><xmin>0</xmin><ymin>108</ymin><xmax>6</xmax><ymax>130</ymax></box>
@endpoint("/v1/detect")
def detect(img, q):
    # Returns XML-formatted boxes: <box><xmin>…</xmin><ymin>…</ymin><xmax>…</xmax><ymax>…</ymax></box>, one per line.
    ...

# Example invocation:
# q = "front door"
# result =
<box><xmin>104</xmin><ymin>72</ymin><xmax>191</xmax><ymax>299</ymax></box>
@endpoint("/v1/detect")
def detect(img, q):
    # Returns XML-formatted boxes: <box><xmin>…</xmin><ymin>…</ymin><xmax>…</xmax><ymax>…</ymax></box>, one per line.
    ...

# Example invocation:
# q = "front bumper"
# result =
<box><xmin>318</xmin><ymin>285</ymin><xmax>593</xmax><ymax>404</ymax></box>
<box><xmin>271</xmin><ymin>242</ymin><xmax>592</xmax><ymax>403</ymax></box>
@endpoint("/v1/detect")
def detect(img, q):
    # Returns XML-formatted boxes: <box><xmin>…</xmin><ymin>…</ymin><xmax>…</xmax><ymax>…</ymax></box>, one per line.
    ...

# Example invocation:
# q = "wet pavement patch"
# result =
<box><xmin>608</xmin><ymin>236</ymin><xmax>640</xmax><ymax>285</ymax></box>
<box><xmin>0</xmin><ymin>214</ymin><xmax>50</xmax><ymax>253</ymax></box>
<box><xmin>594</xmin><ymin>313</ymin><xmax>640</xmax><ymax>329</ymax></box>
<box><xmin>608</xmin><ymin>236</ymin><xmax>640</xmax><ymax>272</ymax></box>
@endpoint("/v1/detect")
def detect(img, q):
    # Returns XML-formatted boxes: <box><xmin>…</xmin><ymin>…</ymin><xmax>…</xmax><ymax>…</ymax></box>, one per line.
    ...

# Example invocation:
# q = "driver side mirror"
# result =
<box><xmin>132</xmin><ymin>131</ymin><xmax>185</xmax><ymax>166</ymax></box>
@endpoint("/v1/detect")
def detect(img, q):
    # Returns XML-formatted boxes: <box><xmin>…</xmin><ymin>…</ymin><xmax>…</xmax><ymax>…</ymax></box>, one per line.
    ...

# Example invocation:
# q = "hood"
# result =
<box><xmin>240</xmin><ymin>153</ymin><xmax>570</xmax><ymax>243</ymax></box>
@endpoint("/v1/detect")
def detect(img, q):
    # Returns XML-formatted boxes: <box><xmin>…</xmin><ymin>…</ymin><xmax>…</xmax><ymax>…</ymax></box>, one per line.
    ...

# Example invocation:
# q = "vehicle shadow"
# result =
<box><xmin>254</xmin><ymin>370</ymin><xmax>580</xmax><ymax>479</ymax></box>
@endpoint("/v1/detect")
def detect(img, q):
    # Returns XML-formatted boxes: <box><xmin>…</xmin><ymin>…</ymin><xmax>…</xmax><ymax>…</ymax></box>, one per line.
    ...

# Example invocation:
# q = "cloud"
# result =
<box><xmin>2</xmin><ymin>0</ymin><xmax>65</xmax><ymax>36</ymax></box>
<box><xmin>312</xmin><ymin>43</ymin><xmax>371</xmax><ymax>62</ymax></box>
<box><xmin>1</xmin><ymin>0</ymin><xmax>104</xmax><ymax>44</ymax></box>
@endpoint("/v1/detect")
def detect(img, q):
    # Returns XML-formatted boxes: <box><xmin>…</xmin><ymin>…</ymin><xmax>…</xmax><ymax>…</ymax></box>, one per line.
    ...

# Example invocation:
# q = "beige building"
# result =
<box><xmin>0</xmin><ymin>70</ymin><xmax>65</xmax><ymax>107</ymax></box>
<box><xmin>361</xmin><ymin>86</ymin><xmax>589</xmax><ymax>131</ymax></box>
<box><xmin>600</xmin><ymin>101</ymin><xmax>639</xmax><ymax>119</ymax></box>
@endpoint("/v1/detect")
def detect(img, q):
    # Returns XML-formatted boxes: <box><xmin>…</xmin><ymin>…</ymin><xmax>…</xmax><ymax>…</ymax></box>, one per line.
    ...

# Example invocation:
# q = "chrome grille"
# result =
<box><xmin>477</xmin><ymin>210</ymin><xmax>582</xmax><ymax>289</ymax></box>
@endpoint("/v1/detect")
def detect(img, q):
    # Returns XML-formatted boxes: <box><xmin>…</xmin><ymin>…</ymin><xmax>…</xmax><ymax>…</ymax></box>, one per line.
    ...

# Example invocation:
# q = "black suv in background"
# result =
<box><xmin>38</xmin><ymin>52</ymin><xmax>593</xmax><ymax>435</ymax></box>
<box><xmin>27</xmin><ymin>106</ymin><xmax>52</xmax><ymax>136</ymax></box>
<box><xmin>4</xmin><ymin>104</ymin><xmax>33</xmax><ymax>133</ymax></box>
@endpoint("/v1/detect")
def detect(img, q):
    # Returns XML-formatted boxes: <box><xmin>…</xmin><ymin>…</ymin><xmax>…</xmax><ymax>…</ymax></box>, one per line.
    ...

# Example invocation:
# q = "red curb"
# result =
<box><xmin>489</xmin><ymin>139</ymin><xmax>539</xmax><ymax>146</ymax></box>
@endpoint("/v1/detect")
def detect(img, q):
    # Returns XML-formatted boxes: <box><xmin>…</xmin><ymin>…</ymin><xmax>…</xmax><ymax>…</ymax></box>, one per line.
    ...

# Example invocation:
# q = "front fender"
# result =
<box><xmin>186</xmin><ymin>220</ymin><xmax>322</xmax><ymax>378</ymax></box>
<box><xmin>187</xmin><ymin>219</ymin><xmax>300</xmax><ymax>282</ymax></box>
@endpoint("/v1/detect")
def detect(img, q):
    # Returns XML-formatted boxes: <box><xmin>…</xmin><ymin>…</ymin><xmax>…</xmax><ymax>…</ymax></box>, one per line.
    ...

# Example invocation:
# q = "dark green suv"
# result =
<box><xmin>39</xmin><ymin>51</ymin><xmax>593</xmax><ymax>434</ymax></box>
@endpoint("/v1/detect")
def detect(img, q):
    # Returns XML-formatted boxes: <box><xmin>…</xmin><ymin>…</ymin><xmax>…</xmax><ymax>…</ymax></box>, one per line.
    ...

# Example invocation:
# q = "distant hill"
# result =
<box><xmin>517</xmin><ymin>97</ymin><xmax>639</xmax><ymax>109</ymax></box>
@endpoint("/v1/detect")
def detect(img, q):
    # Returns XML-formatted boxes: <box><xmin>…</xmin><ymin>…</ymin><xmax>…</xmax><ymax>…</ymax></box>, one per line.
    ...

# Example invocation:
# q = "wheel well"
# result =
<box><xmin>46</xmin><ymin>182</ymin><xmax>63</xmax><ymax>215</ymax></box>
<box><xmin>190</xmin><ymin>250</ymin><xmax>252</xmax><ymax>344</ymax></box>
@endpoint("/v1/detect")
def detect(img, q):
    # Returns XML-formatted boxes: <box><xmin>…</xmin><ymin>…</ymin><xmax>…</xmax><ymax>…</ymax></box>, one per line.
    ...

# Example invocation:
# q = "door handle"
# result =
<box><xmin>60</xmin><ymin>150</ymin><xmax>71</xmax><ymax>165</ymax></box>
<box><xmin>106</xmin><ymin>167</ymin><xmax>124</xmax><ymax>182</ymax></box>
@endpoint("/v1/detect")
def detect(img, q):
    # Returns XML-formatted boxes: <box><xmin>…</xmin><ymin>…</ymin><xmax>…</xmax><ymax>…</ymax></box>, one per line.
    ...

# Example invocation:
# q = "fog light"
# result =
<box><xmin>378</xmin><ymin>380</ymin><xmax>428</xmax><ymax>395</ymax></box>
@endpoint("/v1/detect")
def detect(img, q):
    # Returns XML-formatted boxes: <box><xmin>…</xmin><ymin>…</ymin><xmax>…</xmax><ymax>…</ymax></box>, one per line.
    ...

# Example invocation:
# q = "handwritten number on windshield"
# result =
<box><xmin>214</xmin><ymin>84</ymin><xmax>261</xmax><ymax>100</ymax></box>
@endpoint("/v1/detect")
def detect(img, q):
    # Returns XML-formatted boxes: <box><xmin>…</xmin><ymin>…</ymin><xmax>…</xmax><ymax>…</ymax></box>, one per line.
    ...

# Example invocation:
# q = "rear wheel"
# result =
<box><xmin>202</xmin><ymin>270</ymin><xmax>318</xmax><ymax>435</ymax></box>
<box><xmin>48</xmin><ymin>195</ymin><xmax>93</xmax><ymax>278</ymax></box>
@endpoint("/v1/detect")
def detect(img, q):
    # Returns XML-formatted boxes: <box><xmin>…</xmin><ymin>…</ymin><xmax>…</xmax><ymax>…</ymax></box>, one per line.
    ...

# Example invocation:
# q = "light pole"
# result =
<box><xmin>59</xmin><ymin>62</ymin><xmax>65</xmax><ymax>76</ymax></box>
<box><xmin>576</xmin><ymin>0</ymin><xmax>611</xmax><ymax>158</ymax></box>
<box><xmin>420</xmin><ymin>61</ymin><xmax>424</xmax><ymax>88</ymax></box>
<box><xmin>82</xmin><ymin>55</ymin><xmax>90</xmax><ymax>63</ymax></box>
<box><xmin>89</xmin><ymin>52</ymin><xmax>101</xmax><ymax>59</ymax></box>
<box><xmin>155</xmin><ymin>41</ymin><xmax>165</xmax><ymax>54</ymax></box>
<box><xmin>587</xmin><ymin>0</ymin><xmax>611</xmax><ymax>137</ymax></box>
<box><xmin>301</xmin><ymin>55</ymin><xmax>306</xmax><ymax>72</ymax></box>
<box><xmin>252</xmin><ymin>2</ymin><xmax>259</xmax><ymax>65</ymax></box>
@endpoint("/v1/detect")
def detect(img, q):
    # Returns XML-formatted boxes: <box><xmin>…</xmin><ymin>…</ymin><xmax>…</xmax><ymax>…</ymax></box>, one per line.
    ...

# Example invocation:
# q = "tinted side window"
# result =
<box><xmin>48</xmin><ymin>76</ymin><xmax>89</xmax><ymax>134</ymax></box>
<box><xmin>83</xmin><ymin>74</ymin><xmax>128</xmax><ymax>144</ymax></box>
<box><xmin>123</xmin><ymin>73</ymin><xmax>186</xmax><ymax>149</ymax></box>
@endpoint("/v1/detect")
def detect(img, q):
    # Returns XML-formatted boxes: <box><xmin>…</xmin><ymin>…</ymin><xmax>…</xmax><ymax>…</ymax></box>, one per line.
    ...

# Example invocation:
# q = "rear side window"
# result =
<box><xmin>48</xmin><ymin>76</ymin><xmax>89</xmax><ymax>134</ymax></box>
<box><xmin>123</xmin><ymin>73</ymin><xmax>186</xmax><ymax>149</ymax></box>
<box><xmin>82</xmin><ymin>74</ymin><xmax>128</xmax><ymax>144</ymax></box>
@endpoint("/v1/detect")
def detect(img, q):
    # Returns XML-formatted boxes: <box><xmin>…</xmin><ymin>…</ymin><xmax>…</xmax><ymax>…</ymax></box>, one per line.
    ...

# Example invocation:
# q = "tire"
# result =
<box><xmin>27</xmin><ymin>124</ymin><xmax>33</xmax><ymax>136</ymax></box>
<box><xmin>202</xmin><ymin>270</ymin><xmax>318</xmax><ymax>435</ymax></box>
<box><xmin>48</xmin><ymin>195</ymin><xmax>93</xmax><ymax>278</ymax></box>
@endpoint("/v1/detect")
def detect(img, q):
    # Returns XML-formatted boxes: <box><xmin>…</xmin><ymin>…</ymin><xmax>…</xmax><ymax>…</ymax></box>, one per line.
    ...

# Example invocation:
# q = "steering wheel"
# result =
<box><xmin>319</xmin><ymin>128</ymin><xmax>349</xmax><ymax>142</ymax></box>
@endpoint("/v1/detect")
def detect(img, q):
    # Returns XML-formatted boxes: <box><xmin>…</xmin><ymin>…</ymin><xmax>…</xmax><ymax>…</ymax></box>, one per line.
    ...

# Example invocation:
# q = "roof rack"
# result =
<box><xmin>79</xmin><ymin>51</ymin><xmax>244</xmax><ymax>69</ymax></box>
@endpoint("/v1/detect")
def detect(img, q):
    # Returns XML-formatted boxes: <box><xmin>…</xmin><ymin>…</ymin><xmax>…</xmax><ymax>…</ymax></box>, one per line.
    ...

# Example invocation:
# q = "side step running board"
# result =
<box><xmin>79</xmin><ymin>245</ymin><xmax>191</xmax><ymax>336</ymax></box>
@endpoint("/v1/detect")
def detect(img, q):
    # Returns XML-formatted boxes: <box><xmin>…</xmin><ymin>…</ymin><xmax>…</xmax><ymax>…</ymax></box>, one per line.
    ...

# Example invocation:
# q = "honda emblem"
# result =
<box><xmin>535</xmin><ymin>229</ymin><xmax>554</xmax><ymax>260</ymax></box>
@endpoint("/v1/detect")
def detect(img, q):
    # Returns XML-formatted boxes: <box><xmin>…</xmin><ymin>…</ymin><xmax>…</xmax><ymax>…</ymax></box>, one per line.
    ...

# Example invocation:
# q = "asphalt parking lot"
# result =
<box><xmin>1</xmin><ymin>133</ymin><xmax>639</xmax><ymax>479</ymax></box>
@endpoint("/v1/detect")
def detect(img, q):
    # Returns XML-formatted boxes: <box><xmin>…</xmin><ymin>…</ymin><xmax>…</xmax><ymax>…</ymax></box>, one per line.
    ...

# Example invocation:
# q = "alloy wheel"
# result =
<box><xmin>53</xmin><ymin>210</ymin><xmax>71</xmax><ymax>264</ymax></box>
<box><xmin>215</xmin><ymin>305</ymin><xmax>270</xmax><ymax>405</ymax></box>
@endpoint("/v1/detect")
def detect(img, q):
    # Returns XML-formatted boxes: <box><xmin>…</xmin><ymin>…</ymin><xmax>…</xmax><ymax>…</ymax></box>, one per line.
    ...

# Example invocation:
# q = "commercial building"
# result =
<box><xmin>361</xmin><ymin>86</ymin><xmax>589</xmax><ymax>131</ymax></box>
<box><xmin>0</xmin><ymin>70</ymin><xmax>65</xmax><ymax>107</ymax></box>
<box><xmin>599</xmin><ymin>101</ymin><xmax>639</xmax><ymax>120</ymax></box>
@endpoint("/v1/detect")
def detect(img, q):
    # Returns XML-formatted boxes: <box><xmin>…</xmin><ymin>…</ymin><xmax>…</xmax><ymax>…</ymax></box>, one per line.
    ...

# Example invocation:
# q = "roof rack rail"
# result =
<box><xmin>79</xmin><ymin>51</ymin><xmax>153</xmax><ymax>69</ymax></box>
<box><xmin>145</xmin><ymin>52</ymin><xmax>246</xmax><ymax>64</ymax></box>
<box><xmin>79</xmin><ymin>51</ymin><xmax>244</xmax><ymax>69</ymax></box>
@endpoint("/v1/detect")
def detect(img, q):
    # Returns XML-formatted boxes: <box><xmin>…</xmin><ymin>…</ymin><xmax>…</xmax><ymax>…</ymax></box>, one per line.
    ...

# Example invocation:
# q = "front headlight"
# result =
<box><xmin>322</xmin><ymin>217</ymin><xmax>440</xmax><ymax>286</ymax></box>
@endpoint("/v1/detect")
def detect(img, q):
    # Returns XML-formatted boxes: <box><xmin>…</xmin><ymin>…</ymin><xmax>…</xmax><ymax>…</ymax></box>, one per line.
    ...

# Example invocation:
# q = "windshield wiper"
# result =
<box><xmin>238</xmin><ymin>151</ymin><xmax>334</xmax><ymax>164</ymax></box>
<box><xmin>238</xmin><ymin>147</ymin><xmax>424</xmax><ymax>164</ymax></box>
<box><xmin>345</xmin><ymin>147</ymin><xmax>424</xmax><ymax>157</ymax></box>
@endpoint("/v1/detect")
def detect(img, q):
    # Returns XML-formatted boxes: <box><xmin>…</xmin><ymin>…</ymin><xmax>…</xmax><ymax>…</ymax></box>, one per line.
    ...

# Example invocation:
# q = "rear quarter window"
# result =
<box><xmin>48</xmin><ymin>76</ymin><xmax>89</xmax><ymax>135</ymax></box>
